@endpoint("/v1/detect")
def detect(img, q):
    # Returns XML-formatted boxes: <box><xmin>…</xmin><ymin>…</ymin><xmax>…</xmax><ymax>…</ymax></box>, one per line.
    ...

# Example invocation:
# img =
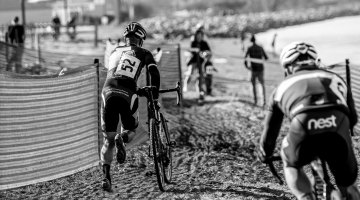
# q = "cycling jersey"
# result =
<box><xmin>269</xmin><ymin>69</ymin><xmax>357</xmax><ymax>121</ymax></box>
<box><xmin>260</xmin><ymin>68</ymin><xmax>358</xmax><ymax>160</ymax></box>
<box><xmin>105</xmin><ymin>45</ymin><xmax>160</xmax><ymax>93</ymax></box>
<box><xmin>244</xmin><ymin>44</ymin><xmax>268</xmax><ymax>72</ymax></box>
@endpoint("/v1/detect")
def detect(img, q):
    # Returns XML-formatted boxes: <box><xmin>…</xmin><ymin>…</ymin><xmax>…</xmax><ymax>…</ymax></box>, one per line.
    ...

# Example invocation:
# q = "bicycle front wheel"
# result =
<box><xmin>160</xmin><ymin>113</ymin><xmax>173</xmax><ymax>183</ymax></box>
<box><xmin>149</xmin><ymin>118</ymin><xmax>166</xmax><ymax>191</ymax></box>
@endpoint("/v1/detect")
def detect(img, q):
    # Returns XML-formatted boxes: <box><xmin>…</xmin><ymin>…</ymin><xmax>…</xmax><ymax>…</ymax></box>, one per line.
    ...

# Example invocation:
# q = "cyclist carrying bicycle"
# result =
<box><xmin>183</xmin><ymin>28</ymin><xmax>212</xmax><ymax>97</ymax></box>
<box><xmin>100</xmin><ymin>22</ymin><xmax>160</xmax><ymax>191</ymax></box>
<box><xmin>257</xmin><ymin>42</ymin><xmax>360</xmax><ymax>200</ymax></box>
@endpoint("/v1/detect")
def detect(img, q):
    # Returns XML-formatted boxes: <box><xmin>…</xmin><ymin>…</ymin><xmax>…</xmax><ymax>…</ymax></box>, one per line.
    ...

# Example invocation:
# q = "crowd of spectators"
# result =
<box><xmin>139</xmin><ymin>2</ymin><xmax>360</xmax><ymax>39</ymax></box>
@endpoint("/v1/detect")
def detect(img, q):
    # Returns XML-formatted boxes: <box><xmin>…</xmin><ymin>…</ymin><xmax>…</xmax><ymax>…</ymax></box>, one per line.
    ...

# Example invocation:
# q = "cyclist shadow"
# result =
<box><xmin>167</xmin><ymin>183</ymin><xmax>292</xmax><ymax>199</ymax></box>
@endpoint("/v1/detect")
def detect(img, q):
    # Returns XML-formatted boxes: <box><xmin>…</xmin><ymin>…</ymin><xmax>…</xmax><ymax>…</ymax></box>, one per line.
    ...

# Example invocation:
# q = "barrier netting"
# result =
<box><xmin>0</xmin><ymin>41</ymin><xmax>102</xmax><ymax>75</ymax></box>
<box><xmin>328</xmin><ymin>62</ymin><xmax>360</xmax><ymax>136</ymax></box>
<box><xmin>0</xmin><ymin>65</ymin><xmax>100</xmax><ymax>190</ymax></box>
<box><xmin>0</xmin><ymin>40</ymin><xmax>182</xmax><ymax>190</ymax></box>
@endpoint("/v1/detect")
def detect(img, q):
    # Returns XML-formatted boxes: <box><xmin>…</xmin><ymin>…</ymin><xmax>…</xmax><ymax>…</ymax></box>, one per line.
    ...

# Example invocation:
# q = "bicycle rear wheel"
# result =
<box><xmin>160</xmin><ymin>113</ymin><xmax>173</xmax><ymax>183</ymax></box>
<box><xmin>149</xmin><ymin>118</ymin><xmax>166</xmax><ymax>191</ymax></box>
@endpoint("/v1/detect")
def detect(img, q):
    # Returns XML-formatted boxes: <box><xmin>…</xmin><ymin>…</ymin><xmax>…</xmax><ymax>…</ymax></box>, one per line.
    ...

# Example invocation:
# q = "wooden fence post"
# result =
<box><xmin>94</xmin><ymin>58</ymin><xmax>102</xmax><ymax>157</ymax></box>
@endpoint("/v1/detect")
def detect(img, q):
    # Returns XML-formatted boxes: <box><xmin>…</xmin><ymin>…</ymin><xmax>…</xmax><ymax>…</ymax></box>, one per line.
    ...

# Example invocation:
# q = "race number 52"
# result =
<box><xmin>115</xmin><ymin>53</ymin><xmax>140</xmax><ymax>78</ymax></box>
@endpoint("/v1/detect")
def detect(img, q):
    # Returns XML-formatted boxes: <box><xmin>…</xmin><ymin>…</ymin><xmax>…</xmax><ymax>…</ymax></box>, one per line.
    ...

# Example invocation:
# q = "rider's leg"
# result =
<box><xmin>281</xmin><ymin>115</ymin><xmax>316</xmax><ymax>200</ymax></box>
<box><xmin>100</xmin><ymin>94</ymin><xmax>121</xmax><ymax>190</ymax></box>
<box><xmin>282</xmin><ymin>137</ymin><xmax>314</xmax><ymax>200</ymax></box>
<box><xmin>100</xmin><ymin>131</ymin><xmax>117</xmax><ymax>191</ymax></box>
<box><xmin>120</xmin><ymin>93</ymin><xmax>139</xmax><ymax>144</ymax></box>
<box><xmin>324</xmin><ymin>112</ymin><xmax>360</xmax><ymax>199</ymax></box>
<box><xmin>283</xmin><ymin>165</ymin><xmax>315</xmax><ymax>200</ymax></box>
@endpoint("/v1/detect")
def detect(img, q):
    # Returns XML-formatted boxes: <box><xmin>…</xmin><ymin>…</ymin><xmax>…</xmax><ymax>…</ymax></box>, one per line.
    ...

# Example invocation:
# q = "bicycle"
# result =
<box><xmin>137</xmin><ymin>81</ymin><xmax>181</xmax><ymax>191</ymax></box>
<box><xmin>267</xmin><ymin>155</ymin><xmax>343</xmax><ymax>200</ymax></box>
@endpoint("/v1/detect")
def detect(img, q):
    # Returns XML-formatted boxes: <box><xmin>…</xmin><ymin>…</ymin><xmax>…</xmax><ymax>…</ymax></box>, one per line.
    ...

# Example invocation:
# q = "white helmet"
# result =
<box><xmin>280</xmin><ymin>42</ymin><xmax>318</xmax><ymax>68</ymax></box>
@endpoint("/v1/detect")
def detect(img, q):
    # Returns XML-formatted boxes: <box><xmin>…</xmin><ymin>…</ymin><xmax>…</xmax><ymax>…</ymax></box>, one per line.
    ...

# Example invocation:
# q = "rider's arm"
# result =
<box><xmin>203</xmin><ymin>41</ymin><xmax>211</xmax><ymax>52</ymax></box>
<box><xmin>146</xmin><ymin>53</ymin><xmax>160</xmax><ymax>99</ymax></box>
<box><xmin>260</xmin><ymin>90</ymin><xmax>284</xmax><ymax>156</ymax></box>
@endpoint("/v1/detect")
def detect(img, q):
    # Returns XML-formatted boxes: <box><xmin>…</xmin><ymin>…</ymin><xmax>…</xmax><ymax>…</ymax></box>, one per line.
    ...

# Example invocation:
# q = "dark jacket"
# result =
<box><xmin>245</xmin><ymin>44</ymin><xmax>268</xmax><ymax>72</ymax></box>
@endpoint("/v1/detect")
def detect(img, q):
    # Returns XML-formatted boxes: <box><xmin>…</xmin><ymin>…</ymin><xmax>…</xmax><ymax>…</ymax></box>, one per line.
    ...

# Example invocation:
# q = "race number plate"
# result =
<box><xmin>114</xmin><ymin>53</ymin><xmax>141</xmax><ymax>79</ymax></box>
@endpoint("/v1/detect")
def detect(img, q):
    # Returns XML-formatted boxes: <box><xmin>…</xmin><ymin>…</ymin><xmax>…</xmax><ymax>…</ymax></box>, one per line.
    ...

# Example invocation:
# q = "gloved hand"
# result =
<box><xmin>137</xmin><ymin>88</ymin><xmax>146</xmax><ymax>97</ymax></box>
<box><xmin>256</xmin><ymin>146</ymin><xmax>271</xmax><ymax>163</ymax></box>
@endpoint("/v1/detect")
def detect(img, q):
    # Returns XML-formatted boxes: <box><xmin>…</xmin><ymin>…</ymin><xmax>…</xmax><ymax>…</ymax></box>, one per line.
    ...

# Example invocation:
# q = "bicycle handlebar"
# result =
<box><xmin>159</xmin><ymin>81</ymin><xmax>182</xmax><ymax>106</ymax></box>
<box><xmin>137</xmin><ymin>82</ymin><xmax>182</xmax><ymax>106</ymax></box>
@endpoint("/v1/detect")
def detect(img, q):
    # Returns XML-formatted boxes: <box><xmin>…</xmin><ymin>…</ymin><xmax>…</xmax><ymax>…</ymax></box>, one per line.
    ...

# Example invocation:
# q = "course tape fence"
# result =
<box><xmin>0</xmin><ymin>41</ymin><xmax>182</xmax><ymax>190</ymax></box>
<box><xmin>0</xmin><ymin>65</ymin><xmax>100</xmax><ymax>190</ymax></box>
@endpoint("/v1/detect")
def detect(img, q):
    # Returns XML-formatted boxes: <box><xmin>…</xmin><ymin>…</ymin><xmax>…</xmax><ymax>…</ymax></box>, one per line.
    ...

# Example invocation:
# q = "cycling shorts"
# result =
<box><xmin>281</xmin><ymin>109</ymin><xmax>358</xmax><ymax>187</ymax></box>
<box><xmin>101</xmin><ymin>85</ymin><xmax>139</xmax><ymax>132</ymax></box>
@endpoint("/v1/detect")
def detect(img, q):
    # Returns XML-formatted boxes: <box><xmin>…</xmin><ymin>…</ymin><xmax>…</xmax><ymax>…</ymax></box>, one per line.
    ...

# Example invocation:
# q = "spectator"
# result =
<box><xmin>52</xmin><ymin>14</ymin><xmax>61</xmax><ymax>40</ymax></box>
<box><xmin>67</xmin><ymin>13</ymin><xmax>77</xmax><ymax>40</ymax></box>
<box><xmin>244</xmin><ymin>34</ymin><xmax>268</xmax><ymax>107</ymax></box>
<box><xmin>239</xmin><ymin>31</ymin><xmax>246</xmax><ymax>52</ymax></box>
<box><xmin>8</xmin><ymin>16</ymin><xmax>25</xmax><ymax>45</ymax></box>
<box><xmin>7</xmin><ymin>16</ymin><xmax>25</xmax><ymax>73</ymax></box>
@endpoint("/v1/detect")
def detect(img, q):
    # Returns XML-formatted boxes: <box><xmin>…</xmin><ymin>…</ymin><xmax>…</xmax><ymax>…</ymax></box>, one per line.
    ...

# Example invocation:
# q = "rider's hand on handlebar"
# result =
<box><xmin>255</xmin><ymin>146</ymin><xmax>272</xmax><ymax>163</ymax></box>
<box><xmin>137</xmin><ymin>88</ymin><xmax>146</xmax><ymax>97</ymax></box>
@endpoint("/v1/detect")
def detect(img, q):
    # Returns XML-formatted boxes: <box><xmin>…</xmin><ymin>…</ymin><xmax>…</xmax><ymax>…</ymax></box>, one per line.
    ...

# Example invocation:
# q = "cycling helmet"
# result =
<box><xmin>280</xmin><ymin>41</ymin><xmax>318</xmax><ymax>68</ymax></box>
<box><xmin>123</xmin><ymin>22</ymin><xmax>147</xmax><ymax>40</ymax></box>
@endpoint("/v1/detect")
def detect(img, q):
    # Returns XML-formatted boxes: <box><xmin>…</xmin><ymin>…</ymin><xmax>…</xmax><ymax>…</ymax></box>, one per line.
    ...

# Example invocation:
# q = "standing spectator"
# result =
<box><xmin>244</xmin><ymin>34</ymin><xmax>268</xmax><ymax>107</ymax></box>
<box><xmin>67</xmin><ymin>13</ymin><xmax>77</xmax><ymax>40</ymax></box>
<box><xmin>52</xmin><ymin>14</ymin><xmax>61</xmax><ymax>40</ymax></box>
<box><xmin>7</xmin><ymin>16</ymin><xmax>25</xmax><ymax>73</ymax></box>
<box><xmin>239</xmin><ymin>31</ymin><xmax>246</xmax><ymax>52</ymax></box>
<box><xmin>8</xmin><ymin>16</ymin><xmax>25</xmax><ymax>45</ymax></box>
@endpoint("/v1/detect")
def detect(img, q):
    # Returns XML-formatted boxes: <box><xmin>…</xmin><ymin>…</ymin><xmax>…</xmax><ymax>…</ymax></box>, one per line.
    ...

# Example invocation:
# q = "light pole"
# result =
<box><xmin>21</xmin><ymin>0</ymin><xmax>26</xmax><ymax>26</ymax></box>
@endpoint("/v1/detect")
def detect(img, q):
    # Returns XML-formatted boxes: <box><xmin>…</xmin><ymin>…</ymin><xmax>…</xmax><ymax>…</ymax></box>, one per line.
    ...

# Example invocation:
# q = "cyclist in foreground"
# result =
<box><xmin>257</xmin><ymin>41</ymin><xmax>360</xmax><ymax>200</ymax></box>
<box><xmin>100</xmin><ymin>22</ymin><xmax>160</xmax><ymax>191</ymax></box>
